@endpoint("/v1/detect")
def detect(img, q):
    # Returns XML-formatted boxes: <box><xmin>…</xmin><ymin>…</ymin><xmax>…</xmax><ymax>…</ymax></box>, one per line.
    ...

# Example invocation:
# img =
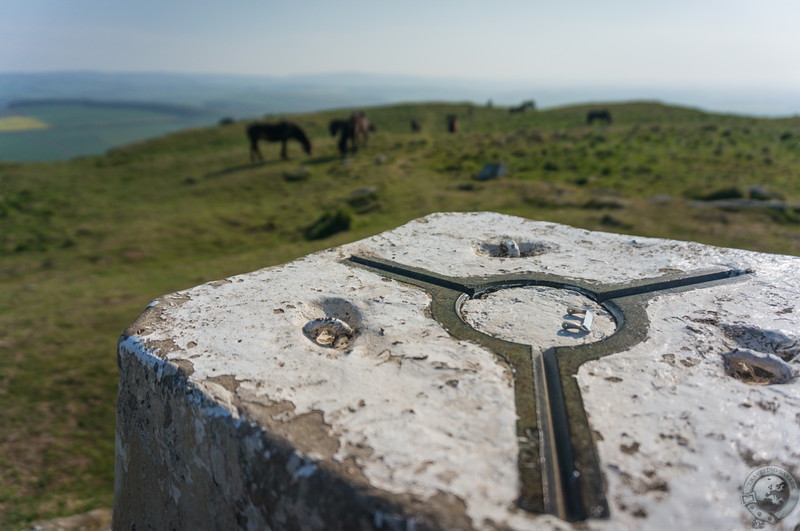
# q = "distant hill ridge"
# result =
<box><xmin>2</xmin><ymin>71</ymin><xmax>798</xmax><ymax>117</ymax></box>
<box><xmin>6</xmin><ymin>98</ymin><xmax>210</xmax><ymax>117</ymax></box>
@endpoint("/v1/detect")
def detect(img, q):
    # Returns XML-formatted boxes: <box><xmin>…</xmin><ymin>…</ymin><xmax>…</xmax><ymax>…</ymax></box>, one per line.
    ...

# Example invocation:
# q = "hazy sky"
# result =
<box><xmin>4</xmin><ymin>0</ymin><xmax>799</xmax><ymax>89</ymax></box>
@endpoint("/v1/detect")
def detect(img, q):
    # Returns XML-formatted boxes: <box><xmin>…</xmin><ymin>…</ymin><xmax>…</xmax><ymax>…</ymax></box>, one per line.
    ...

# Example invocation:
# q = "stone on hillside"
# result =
<box><xmin>747</xmin><ymin>185</ymin><xmax>784</xmax><ymax>201</ymax></box>
<box><xmin>476</xmin><ymin>162</ymin><xmax>508</xmax><ymax>181</ymax></box>
<box><xmin>283</xmin><ymin>167</ymin><xmax>311</xmax><ymax>181</ymax></box>
<box><xmin>25</xmin><ymin>508</ymin><xmax>112</xmax><ymax>531</ymax></box>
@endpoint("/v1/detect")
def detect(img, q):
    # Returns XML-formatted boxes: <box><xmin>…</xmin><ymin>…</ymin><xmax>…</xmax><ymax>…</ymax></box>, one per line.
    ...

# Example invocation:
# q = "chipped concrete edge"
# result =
<box><xmin>115</xmin><ymin>304</ymin><xmax>475</xmax><ymax>530</ymax></box>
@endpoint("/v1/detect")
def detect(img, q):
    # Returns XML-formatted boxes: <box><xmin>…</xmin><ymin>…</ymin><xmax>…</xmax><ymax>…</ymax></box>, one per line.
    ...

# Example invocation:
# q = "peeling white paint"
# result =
<box><xmin>126</xmin><ymin>212</ymin><xmax>800</xmax><ymax>530</ymax></box>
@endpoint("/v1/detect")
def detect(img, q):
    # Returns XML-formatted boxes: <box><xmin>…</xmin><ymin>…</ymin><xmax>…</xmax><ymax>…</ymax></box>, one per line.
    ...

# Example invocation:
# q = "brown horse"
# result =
<box><xmin>247</xmin><ymin>121</ymin><xmax>312</xmax><ymax>163</ymax></box>
<box><xmin>330</xmin><ymin>111</ymin><xmax>372</xmax><ymax>156</ymax></box>
<box><xmin>446</xmin><ymin>114</ymin><xmax>459</xmax><ymax>133</ymax></box>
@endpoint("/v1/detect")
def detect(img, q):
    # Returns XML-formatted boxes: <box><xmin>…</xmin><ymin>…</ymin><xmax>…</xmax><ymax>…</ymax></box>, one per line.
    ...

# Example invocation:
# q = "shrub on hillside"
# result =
<box><xmin>304</xmin><ymin>207</ymin><xmax>352</xmax><ymax>240</ymax></box>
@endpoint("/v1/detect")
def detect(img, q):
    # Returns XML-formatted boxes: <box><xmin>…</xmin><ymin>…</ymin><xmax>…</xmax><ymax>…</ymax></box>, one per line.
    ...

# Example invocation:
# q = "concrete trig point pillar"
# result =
<box><xmin>115</xmin><ymin>212</ymin><xmax>800</xmax><ymax>530</ymax></box>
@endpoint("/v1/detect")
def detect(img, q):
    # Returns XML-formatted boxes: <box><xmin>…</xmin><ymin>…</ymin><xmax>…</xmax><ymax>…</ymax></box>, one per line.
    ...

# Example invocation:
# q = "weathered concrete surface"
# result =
<box><xmin>115</xmin><ymin>212</ymin><xmax>800</xmax><ymax>530</ymax></box>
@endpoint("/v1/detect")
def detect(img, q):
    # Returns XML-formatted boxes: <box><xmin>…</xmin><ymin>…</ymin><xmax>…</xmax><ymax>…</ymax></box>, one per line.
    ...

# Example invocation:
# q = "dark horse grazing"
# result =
<box><xmin>247</xmin><ymin>121</ymin><xmax>312</xmax><ymax>163</ymax></box>
<box><xmin>328</xmin><ymin>118</ymin><xmax>349</xmax><ymax>153</ymax></box>
<box><xmin>586</xmin><ymin>109</ymin><xmax>612</xmax><ymax>125</ymax></box>
<box><xmin>329</xmin><ymin>111</ymin><xmax>372</xmax><ymax>156</ymax></box>
<box><xmin>509</xmin><ymin>100</ymin><xmax>536</xmax><ymax>113</ymax></box>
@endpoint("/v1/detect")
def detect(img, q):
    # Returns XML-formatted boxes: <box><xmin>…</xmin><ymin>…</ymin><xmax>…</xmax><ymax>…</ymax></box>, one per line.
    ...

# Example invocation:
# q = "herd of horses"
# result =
<box><xmin>246</xmin><ymin>108</ymin><xmax>613</xmax><ymax>163</ymax></box>
<box><xmin>247</xmin><ymin>110</ymin><xmax>373</xmax><ymax>163</ymax></box>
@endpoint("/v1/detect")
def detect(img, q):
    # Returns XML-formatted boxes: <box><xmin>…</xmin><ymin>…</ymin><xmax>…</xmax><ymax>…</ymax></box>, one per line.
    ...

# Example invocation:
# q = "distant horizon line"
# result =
<box><xmin>2</xmin><ymin>68</ymin><xmax>796</xmax><ymax>92</ymax></box>
<box><xmin>1</xmin><ymin>70</ymin><xmax>797</xmax><ymax>118</ymax></box>
<box><xmin>2</xmin><ymin>95</ymin><xmax>793</xmax><ymax>122</ymax></box>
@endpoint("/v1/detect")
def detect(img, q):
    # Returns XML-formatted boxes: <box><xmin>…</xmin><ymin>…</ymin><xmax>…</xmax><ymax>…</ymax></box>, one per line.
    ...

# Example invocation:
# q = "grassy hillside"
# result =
<box><xmin>1</xmin><ymin>101</ymin><xmax>799</xmax><ymax>529</ymax></box>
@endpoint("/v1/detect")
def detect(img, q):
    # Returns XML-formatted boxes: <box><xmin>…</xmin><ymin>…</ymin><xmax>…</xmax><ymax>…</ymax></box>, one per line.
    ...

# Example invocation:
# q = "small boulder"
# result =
<box><xmin>284</xmin><ymin>167</ymin><xmax>311</xmax><ymax>182</ymax></box>
<box><xmin>476</xmin><ymin>163</ymin><xmax>508</xmax><ymax>181</ymax></box>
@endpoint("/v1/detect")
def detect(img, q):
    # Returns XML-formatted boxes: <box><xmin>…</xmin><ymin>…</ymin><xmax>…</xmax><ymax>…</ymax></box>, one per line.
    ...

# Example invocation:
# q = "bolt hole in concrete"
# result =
<box><xmin>460</xmin><ymin>286</ymin><xmax>616</xmax><ymax>349</ymax></box>
<box><xmin>303</xmin><ymin>317</ymin><xmax>354</xmax><ymax>348</ymax></box>
<box><xmin>720</xmin><ymin>325</ymin><xmax>798</xmax><ymax>385</ymax></box>
<box><xmin>476</xmin><ymin>238</ymin><xmax>556</xmax><ymax>258</ymax></box>
<box><xmin>723</xmin><ymin>349</ymin><xmax>795</xmax><ymax>385</ymax></box>
<box><xmin>302</xmin><ymin>297</ymin><xmax>362</xmax><ymax>348</ymax></box>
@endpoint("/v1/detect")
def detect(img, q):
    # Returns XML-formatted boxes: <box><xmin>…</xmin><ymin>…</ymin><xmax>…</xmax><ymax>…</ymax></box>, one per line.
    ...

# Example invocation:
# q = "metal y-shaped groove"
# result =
<box><xmin>346</xmin><ymin>255</ymin><xmax>752</xmax><ymax>522</ymax></box>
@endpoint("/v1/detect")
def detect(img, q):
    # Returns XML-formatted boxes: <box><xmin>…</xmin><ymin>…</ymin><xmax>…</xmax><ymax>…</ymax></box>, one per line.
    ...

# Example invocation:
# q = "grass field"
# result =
<box><xmin>1</xmin><ymin>101</ymin><xmax>799</xmax><ymax>529</ymax></box>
